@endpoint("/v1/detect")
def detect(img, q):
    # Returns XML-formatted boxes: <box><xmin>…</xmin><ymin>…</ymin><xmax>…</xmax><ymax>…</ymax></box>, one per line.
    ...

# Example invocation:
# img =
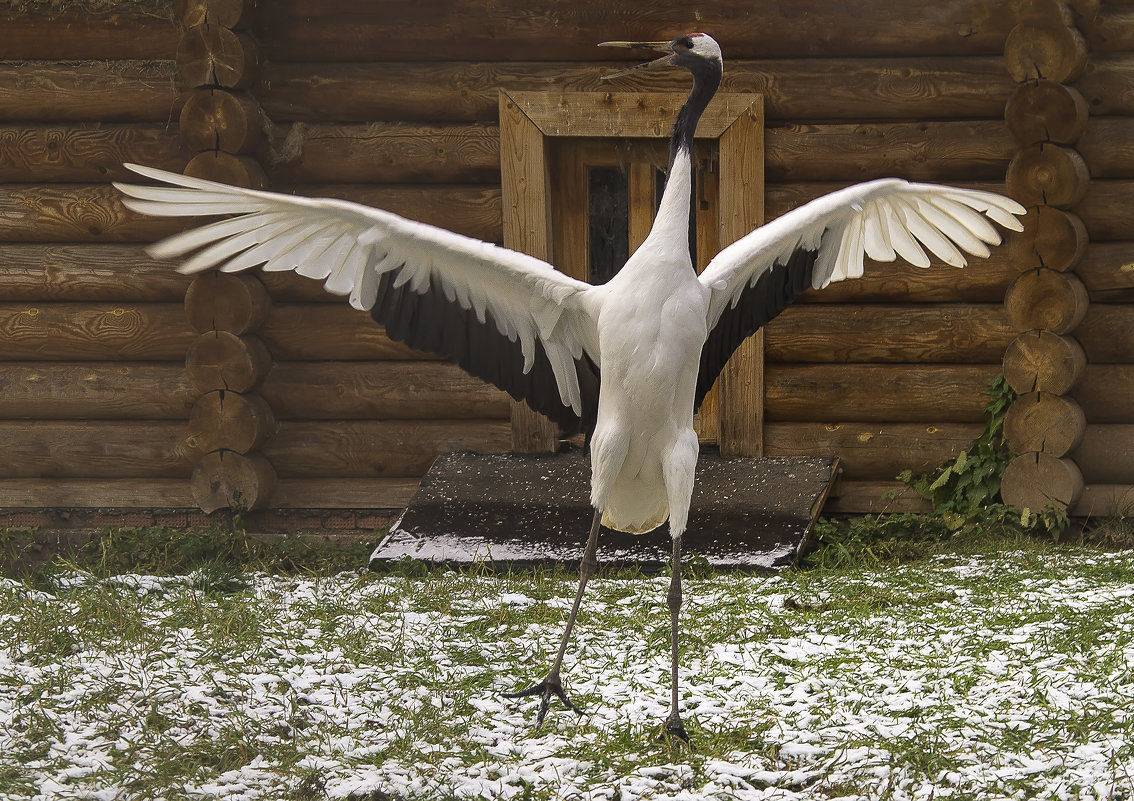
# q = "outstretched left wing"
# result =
<box><xmin>115</xmin><ymin>164</ymin><xmax>602</xmax><ymax>433</ymax></box>
<box><xmin>693</xmin><ymin>179</ymin><xmax>1026</xmax><ymax>409</ymax></box>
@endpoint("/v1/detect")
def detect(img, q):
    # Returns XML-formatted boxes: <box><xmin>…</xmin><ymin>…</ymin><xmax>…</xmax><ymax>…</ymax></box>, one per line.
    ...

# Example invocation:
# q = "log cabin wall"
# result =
<box><xmin>0</xmin><ymin>0</ymin><xmax>1131</xmax><ymax>525</ymax></box>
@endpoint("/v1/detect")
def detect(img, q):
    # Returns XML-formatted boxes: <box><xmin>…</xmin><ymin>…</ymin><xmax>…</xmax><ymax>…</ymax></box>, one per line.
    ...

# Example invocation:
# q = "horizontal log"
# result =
<box><xmin>1075</xmin><ymin>6</ymin><xmax>1134</xmax><ymax>54</ymax></box>
<box><xmin>262</xmin><ymin>361</ymin><xmax>510</xmax><ymax>420</ymax></box>
<box><xmin>824</xmin><ymin>480</ymin><xmax>931</xmax><ymax>514</ymax></box>
<box><xmin>269</xmin><ymin>477</ymin><xmax>419</xmax><ymax>509</ymax></box>
<box><xmin>1075</xmin><ymin>242</ymin><xmax>1134</xmax><ymax>301</ymax></box>
<box><xmin>765</xmin><ymin>120</ymin><xmax>1013</xmax><ymax>182</ymax></box>
<box><xmin>0</xmin><ymin>125</ymin><xmax>189</xmax><ymax>183</ymax></box>
<box><xmin>0</xmin><ymin>421</ymin><xmax>195</xmax><ymax>479</ymax></box>
<box><xmin>262</xmin><ymin>304</ymin><xmax>426</xmax><ymax>361</ymax></box>
<box><xmin>0</xmin><ymin>61</ymin><xmax>182</xmax><ymax>123</ymax></box>
<box><xmin>0</xmin><ymin>363</ymin><xmax>193</xmax><ymax>420</ymax></box>
<box><xmin>0</xmin><ymin>244</ymin><xmax>190</xmax><ymax>301</ymax></box>
<box><xmin>257</xmin><ymin>57</ymin><xmax>1014</xmax><ymax>124</ymax></box>
<box><xmin>765</xmin><ymin>303</ymin><xmax>1013</xmax><ymax>363</ymax></box>
<box><xmin>764</xmin><ymin>364</ymin><xmax>1000</xmax><ymax>423</ymax></box>
<box><xmin>1073</xmin><ymin>306</ymin><xmax>1134</xmax><ymax>363</ymax></box>
<box><xmin>260</xmin><ymin>118</ymin><xmax>1015</xmax><ymax>185</ymax></box>
<box><xmin>1074</xmin><ymin>365</ymin><xmax>1134</xmax><ymax>424</ymax></box>
<box><xmin>799</xmin><ymin>252</ymin><xmax>1014</xmax><ymax>303</ymax></box>
<box><xmin>0</xmin><ymin>184</ymin><xmax>180</xmax><ymax>243</ymax></box>
<box><xmin>1071</xmin><ymin>485</ymin><xmax>1134</xmax><ymax>519</ymax></box>
<box><xmin>252</xmin><ymin>1</ymin><xmax>1013</xmax><ymax>62</ymax></box>
<box><xmin>1075</xmin><ymin>55</ymin><xmax>1134</xmax><ymax>116</ymax></box>
<box><xmin>0</xmin><ymin>302</ymin><xmax>195</xmax><ymax>360</ymax></box>
<box><xmin>764</xmin><ymin>421</ymin><xmax>982</xmax><ymax>481</ymax></box>
<box><xmin>0</xmin><ymin>1</ymin><xmax>179</xmax><ymax>60</ymax></box>
<box><xmin>0</xmin><ymin>478</ymin><xmax>195</xmax><ymax>508</ymax></box>
<box><xmin>1076</xmin><ymin>117</ymin><xmax>1134</xmax><ymax>179</ymax></box>
<box><xmin>263</xmin><ymin>122</ymin><xmax>501</xmax><ymax>184</ymax></box>
<box><xmin>1073</xmin><ymin>425</ymin><xmax>1134</xmax><ymax>484</ymax></box>
<box><xmin>263</xmin><ymin>420</ymin><xmax>512</xmax><ymax>478</ymax></box>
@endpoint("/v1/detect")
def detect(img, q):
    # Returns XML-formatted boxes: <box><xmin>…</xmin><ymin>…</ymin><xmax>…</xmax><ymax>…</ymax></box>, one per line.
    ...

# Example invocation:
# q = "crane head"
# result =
<box><xmin>598</xmin><ymin>33</ymin><xmax>723</xmax><ymax>80</ymax></box>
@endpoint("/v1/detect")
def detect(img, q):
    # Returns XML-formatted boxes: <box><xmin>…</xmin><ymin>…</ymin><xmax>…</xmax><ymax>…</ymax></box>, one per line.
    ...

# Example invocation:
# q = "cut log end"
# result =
<box><xmin>178</xmin><ymin>88</ymin><xmax>263</xmax><ymax>154</ymax></box>
<box><xmin>1001</xmin><ymin>452</ymin><xmax>1084</xmax><ymax>511</ymax></box>
<box><xmin>186</xmin><ymin>330</ymin><xmax>272</xmax><ymax>393</ymax></box>
<box><xmin>1003</xmin><ymin>330</ymin><xmax>1087</xmax><ymax>394</ymax></box>
<box><xmin>1004</xmin><ymin>20</ymin><xmax>1089</xmax><ymax>84</ymax></box>
<box><xmin>1005</xmin><ymin>268</ymin><xmax>1090</xmax><ymax>334</ymax></box>
<box><xmin>185</xmin><ymin>271</ymin><xmax>271</xmax><ymax>334</ymax></box>
<box><xmin>191</xmin><ymin>450</ymin><xmax>276</xmax><ymax>512</ymax></box>
<box><xmin>1003</xmin><ymin>391</ymin><xmax>1087</xmax><ymax>457</ymax></box>
<box><xmin>1006</xmin><ymin>143</ymin><xmax>1091</xmax><ymax>208</ymax></box>
<box><xmin>1008</xmin><ymin>206</ymin><xmax>1088</xmax><ymax>272</ymax></box>
<box><xmin>188</xmin><ymin>389</ymin><xmax>276</xmax><ymax>454</ymax></box>
<box><xmin>1005</xmin><ymin>80</ymin><xmax>1089</xmax><ymax>146</ymax></box>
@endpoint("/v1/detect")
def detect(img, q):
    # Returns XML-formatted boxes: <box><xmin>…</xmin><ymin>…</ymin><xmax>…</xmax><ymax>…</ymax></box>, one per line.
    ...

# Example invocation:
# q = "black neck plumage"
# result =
<box><xmin>668</xmin><ymin>60</ymin><xmax>722</xmax><ymax>168</ymax></box>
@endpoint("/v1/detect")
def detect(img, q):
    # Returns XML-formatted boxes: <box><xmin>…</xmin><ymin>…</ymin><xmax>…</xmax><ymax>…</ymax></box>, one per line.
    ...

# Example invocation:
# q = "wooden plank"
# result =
<box><xmin>765</xmin><ymin>119</ymin><xmax>1013</xmax><ymax>182</ymax></box>
<box><xmin>270</xmin><ymin>478</ymin><xmax>419</xmax><ymax>509</ymax></box>
<box><xmin>1075</xmin><ymin>55</ymin><xmax>1134</xmax><ymax>116</ymax></box>
<box><xmin>824</xmin><ymin>480</ymin><xmax>931</xmax><ymax>514</ymax></box>
<box><xmin>262</xmin><ymin>361</ymin><xmax>510</xmax><ymax>420</ymax></box>
<box><xmin>261</xmin><ymin>304</ymin><xmax>428</xmax><ymax>361</ymax></box>
<box><xmin>716</xmin><ymin>97</ymin><xmax>764</xmax><ymax>457</ymax></box>
<box><xmin>257</xmin><ymin>57</ymin><xmax>1013</xmax><ymax>124</ymax></box>
<box><xmin>0</xmin><ymin>303</ymin><xmax>195</xmax><ymax>360</ymax></box>
<box><xmin>764</xmin><ymin>364</ymin><xmax>1000</xmax><ymax>423</ymax></box>
<box><xmin>499</xmin><ymin>91</ymin><xmax>559</xmax><ymax>452</ymax></box>
<box><xmin>0</xmin><ymin>1</ymin><xmax>179</xmax><ymax>60</ymax></box>
<box><xmin>1074</xmin><ymin>365</ymin><xmax>1134</xmax><ymax>424</ymax></box>
<box><xmin>0</xmin><ymin>244</ymin><xmax>190</xmax><ymax>301</ymax></box>
<box><xmin>1073</xmin><ymin>425</ymin><xmax>1134</xmax><ymax>484</ymax></box>
<box><xmin>764</xmin><ymin>303</ymin><xmax>1014</xmax><ymax>363</ymax></box>
<box><xmin>281</xmin><ymin>184</ymin><xmax>501</xmax><ymax>243</ymax></box>
<box><xmin>0</xmin><ymin>184</ymin><xmax>181</xmax><ymax>243</ymax></box>
<box><xmin>0</xmin><ymin>61</ymin><xmax>182</xmax><ymax>123</ymax></box>
<box><xmin>0</xmin><ymin>363</ymin><xmax>192</xmax><ymax>419</ymax></box>
<box><xmin>0</xmin><ymin>125</ymin><xmax>190</xmax><ymax>183</ymax></box>
<box><xmin>263</xmin><ymin>122</ymin><xmax>500</xmax><ymax>184</ymax></box>
<box><xmin>1075</xmin><ymin>305</ymin><xmax>1134</xmax><ymax>363</ymax></box>
<box><xmin>508</xmin><ymin>92</ymin><xmax>759</xmax><ymax>139</ymax></box>
<box><xmin>264</xmin><ymin>420</ymin><xmax>512</xmax><ymax>478</ymax></box>
<box><xmin>1077</xmin><ymin>242</ymin><xmax>1134</xmax><ymax>302</ymax></box>
<box><xmin>0</xmin><ymin>478</ymin><xmax>194</xmax><ymax>508</ymax></box>
<box><xmin>252</xmin><ymin>1</ymin><xmax>1013</xmax><ymax>62</ymax></box>
<box><xmin>0</xmin><ymin>421</ymin><xmax>195</xmax><ymax>479</ymax></box>
<box><xmin>1077</xmin><ymin>117</ymin><xmax>1134</xmax><ymax>179</ymax></box>
<box><xmin>764</xmin><ymin>421</ymin><xmax>982</xmax><ymax>480</ymax></box>
<box><xmin>1076</xmin><ymin>180</ymin><xmax>1134</xmax><ymax>242</ymax></box>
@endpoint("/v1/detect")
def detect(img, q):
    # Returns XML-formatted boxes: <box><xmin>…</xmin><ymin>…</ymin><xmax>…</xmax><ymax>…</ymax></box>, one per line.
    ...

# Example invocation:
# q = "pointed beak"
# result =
<box><xmin>598</xmin><ymin>40</ymin><xmax>675</xmax><ymax>80</ymax></box>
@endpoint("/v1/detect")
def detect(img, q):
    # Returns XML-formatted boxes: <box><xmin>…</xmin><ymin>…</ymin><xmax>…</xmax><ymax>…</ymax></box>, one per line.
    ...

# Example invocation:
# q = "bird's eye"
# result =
<box><xmin>679</xmin><ymin>37</ymin><xmax>694</xmax><ymax>50</ymax></box>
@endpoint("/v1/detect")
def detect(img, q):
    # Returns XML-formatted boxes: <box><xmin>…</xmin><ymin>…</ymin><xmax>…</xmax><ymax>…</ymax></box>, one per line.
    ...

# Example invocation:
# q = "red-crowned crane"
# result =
<box><xmin>115</xmin><ymin>33</ymin><xmax>1025</xmax><ymax>741</ymax></box>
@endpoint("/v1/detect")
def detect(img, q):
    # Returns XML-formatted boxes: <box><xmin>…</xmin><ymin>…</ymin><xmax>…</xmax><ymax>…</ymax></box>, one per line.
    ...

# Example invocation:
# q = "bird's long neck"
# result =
<box><xmin>649</xmin><ymin>62</ymin><xmax>722</xmax><ymax>256</ymax></box>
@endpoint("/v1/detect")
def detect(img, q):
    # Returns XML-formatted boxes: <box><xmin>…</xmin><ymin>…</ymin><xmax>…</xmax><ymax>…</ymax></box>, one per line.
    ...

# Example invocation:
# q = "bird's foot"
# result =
<box><xmin>503</xmin><ymin>671</ymin><xmax>583</xmax><ymax>728</ymax></box>
<box><xmin>659</xmin><ymin>712</ymin><xmax>690</xmax><ymax>744</ymax></box>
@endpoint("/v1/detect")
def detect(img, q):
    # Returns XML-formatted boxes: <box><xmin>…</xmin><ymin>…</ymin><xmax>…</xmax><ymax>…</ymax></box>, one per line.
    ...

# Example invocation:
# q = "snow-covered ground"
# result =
<box><xmin>1</xmin><ymin>551</ymin><xmax>1133</xmax><ymax>800</ymax></box>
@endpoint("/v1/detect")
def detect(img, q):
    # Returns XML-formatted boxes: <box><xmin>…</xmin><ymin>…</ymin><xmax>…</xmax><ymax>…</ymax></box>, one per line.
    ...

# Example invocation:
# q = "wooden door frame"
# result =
<box><xmin>499</xmin><ymin>90</ymin><xmax>764</xmax><ymax>457</ymax></box>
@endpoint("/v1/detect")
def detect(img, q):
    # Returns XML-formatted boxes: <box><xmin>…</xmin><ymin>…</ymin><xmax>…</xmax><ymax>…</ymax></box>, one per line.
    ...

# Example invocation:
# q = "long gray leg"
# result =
<box><xmin>504</xmin><ymin>508</ymin><xmax>602</xmax><ymax>727</ymax></box>
<box><xmin>663</xmin><ymin>533</ymin><xmax>689</xmax><ymax>741</ymax></box>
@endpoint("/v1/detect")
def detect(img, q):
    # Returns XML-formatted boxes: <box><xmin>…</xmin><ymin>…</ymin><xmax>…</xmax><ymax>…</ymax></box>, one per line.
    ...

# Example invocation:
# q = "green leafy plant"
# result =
<box><xmin>898</xmin><ymin>374</ymin><xmax>1016</xmax><ymax>516</ymax></box>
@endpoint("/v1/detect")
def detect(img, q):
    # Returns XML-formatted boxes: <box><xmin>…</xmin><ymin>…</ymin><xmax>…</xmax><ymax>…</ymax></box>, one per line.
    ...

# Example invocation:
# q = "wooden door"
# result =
<box><xmin>499</xmin><ymin>91</ymin><xmax>764</xmax><ymax>456</ymax></box>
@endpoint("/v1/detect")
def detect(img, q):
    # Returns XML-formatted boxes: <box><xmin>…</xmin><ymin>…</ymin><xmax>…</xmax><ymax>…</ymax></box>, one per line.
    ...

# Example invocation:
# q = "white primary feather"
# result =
<box><xmin>699</xmin><ymin>180</ymin><xmax>1025</xmax><ymax>329</ymax></box>
<box><xmin>114</xmin><ymin>163</ymin><xmax>598</xmax><ymax>415</ymax></box>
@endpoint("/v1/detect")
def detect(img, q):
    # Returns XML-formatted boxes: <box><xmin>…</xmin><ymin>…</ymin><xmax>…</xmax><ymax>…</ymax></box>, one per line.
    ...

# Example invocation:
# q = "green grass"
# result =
<box><xmin>1</xmin><ymin>517</ymin><xmax>1133</xmax><ymax>799</ymax></box>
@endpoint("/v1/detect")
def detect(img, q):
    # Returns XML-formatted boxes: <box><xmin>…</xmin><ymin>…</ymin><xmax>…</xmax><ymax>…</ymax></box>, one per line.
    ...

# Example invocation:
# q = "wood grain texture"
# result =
<box><xmin>1005</xmin><ymin>80</ymin><xmax>1089</xmax><ymax>146</ymax></box>
<box><xmin>1001</xmin><ymin>452</ymin><xmax>1084</xmax><ymax>510</ymax></box>
<box><xmin>177</xmin><ymin>24</ymin><xmax>259</xmax><ymax>90</ymax></box>
<box><xmin>186</xmin><ymin>331</ymin><xmax>272</xmax><ymax>393</ymax></box>
<box><xmin>259</xmin><ymin>304</ymin><xmax>426</xmax><ymax>361</ymax></box>
<box><xmin>1006</xmin><ymin>143</ymin><xmax>1091</xmax><ymax>208</ymax></box>
<box><xmin>0</xmin><ymin>421</ymin><xmax>195</xmax><ymax>479</ymax></box>
<box><xmin>268</xmin><ymin>478</ymin><xmax>419</xmax><ymax>509</ymax></box>
<box><xmin>261</xmin><ymin>361</ymin><xmax>510</xmax><ymax>420</ymax></box>
<box><xmin>0</xmin><ymin>61</ymin><xmax>181</xmax><ymax>123</ymax></box>
<box><xmin>185</xmin><ymin>272</ymin><xmax>271</xmax><ymax>335</ymax></box>
<box><xmin>1077</xmin><ymin>305</ymin><xmax>1134</xmax><ymax>363</ymax></box>
<box><xmin>0</xmin><ymin>184</ymin><xmax>179</xmax><ymax>243</ymax></box>
<box><xmin>1004</xmin><ymin>269</ymin><xmax>1090</xmax><ymax>334</ymax></box>
<box><xmin>1008</xmin><ymin>206</ymin><xmax>1088</xmax><ymax>272</ymax></box>
<box><xmin>0</xmin><ymin>363</ymin><xmax>193</xmax><ymax>420</ymax></box>
<box><xmin>257</xmin><ymin>57</ymin><xmax>1013</xmax><ymax>124</ymax></box>
<box><xmin>763</xmin><ymin>421</ymin><xmax>983</xmax><ymax>480</ymax></box>
<box><xmin>1003</xmin><ymin>330</ymin><xmax>1087</xmax><ymax>395</ymax></box>
<box><xmin>191</xmin><ymin>450</ymin><xmax>276</xmax><ymax>512</ymax></box>
<box><xmin>0</xmin><ymin>125</ymin><xmax>188</xmax><ymax>182</ymax></box>
<box><xmin>0</xmin><ymin>0</ymin><xmax>178</xmax><ymax>60</ymax></box>
<box><xmin>263</xmin><ymin>420</ymin><xmax>512</xmax><ymax>478</ymax></box>
<box><xmin>764</xmin><ymin>364</ymin><xmax>1000</xmax><ymax>423</ymax></box>
<box><xmin>0</xmin><ymin>244</ymin><xmax>190</xmax><ymax>301</ymax></box>
<box><xmin>1003</xmin><ymin>391</ymin><xmax>1087</xmax><ymax>457</ymax></box>
<box><xmin>0</xmin><ymin>478</ymin><xmax>195</xmax><ymax>508</ymax></box>
<box><xmin>1074</xmin><ymin>425</ymin><xmax>1134</xmax><ymax>484</ymax></box>
<box><xmin>1075</xmin><ymin>365</ymin><xmax>1134</xmax><ymax>424</ymax></box>
<box><xmin>188</xmin><ymin>390</ymin><xmax>276</xmax><ymax>454</ymax></box>
<box><xmin>178</xmin><ymin>88</ymin><xmax>262</xmax><ymax>153</ymax></box>
<box><xmin>764</xmin><ymin>303</ymin><xmax>1014</xmax><ymax>363</ymax></box>
<box><xmin>0</xmin><ymin>303</ymin><xmax>194</xmax><ymax>360</ymax></box>
<box><xmin>251</xmin><ymin>0</ymin><xmax>1014</xmax><ymax>62</ymax></box>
